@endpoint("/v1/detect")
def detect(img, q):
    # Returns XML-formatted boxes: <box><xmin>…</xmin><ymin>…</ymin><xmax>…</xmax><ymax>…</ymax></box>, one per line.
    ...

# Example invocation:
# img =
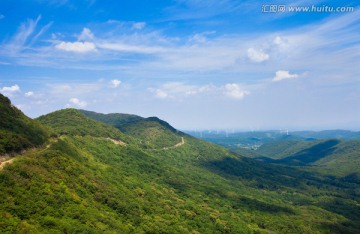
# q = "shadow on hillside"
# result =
<box><xmin>201</xmin><ymin>156</ymin><xmax>360</xmax><ymax>231</ymax></box>
<box><xmin>320</xmin><ymin>221</ymin><xmax>359</xmax><ymax>234</ymax></box>
<box><xmin>230</xmin><ymin>196</ymin><xmax>295</xmax><ymax>214</ymax></box>
<box><xmin>318</xmin><ymin>199</ymin><xmax>360</xmax><ymax>234</ymax></box>
<box><xmin>165</xmin><ymin>174</ymin><xmax>295</xmax><ymax>215</ymax></box>
<box><xmin>201</xmin><ymin>157</ymin><xmax>316</xmax><ymax>190</ymax></box>
<box><xmin>277</xmin><ymin>139</ymin><xmax>340</xmax><ymax>165</ymax></box>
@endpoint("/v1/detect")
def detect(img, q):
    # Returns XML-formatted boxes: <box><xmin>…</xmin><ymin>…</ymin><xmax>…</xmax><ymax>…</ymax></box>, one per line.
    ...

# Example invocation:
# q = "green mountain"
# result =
<box><xmin>1</xmin><ymin>96</ymin><xmax>360</xmax><ymax>233</ymax></box>
<box><xmin>0</xmin><ymin>94</ymin><xmax>48</xmax><ymax>155</ymax></box>
<box><xmin>79</xmin><ymin>110</ymin><xmax>143</xmax><ymax>129</ymax></box>
<box><xmin>312</xmin><ymin>140</ymin><xmax>360</xmax><ymax>175</ymax></box>
<box><xmin>255</xmin><ymin>139</ymin><xmax>360</xmax><ymax>177</ymax></box>
<box><xmin>81</xmin><ymin>110</ymin><xmax>183</xmax><ymax>149</ymax></box>
<box><xmin>37</xmin><ymin>109</ymin><xmax>130</xmax><ymax>143</ymax></box>
<box><xmin>257</xmin><ymin>140</ymin><xmax>317</xmax><ymax>160</ymax></box>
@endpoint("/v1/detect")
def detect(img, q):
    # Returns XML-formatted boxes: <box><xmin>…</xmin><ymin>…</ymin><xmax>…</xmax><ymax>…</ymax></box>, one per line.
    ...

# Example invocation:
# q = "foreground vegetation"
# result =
<box><xmin>0</xmin><ymin>96</ymin><xmax>359</xmax><ymax>233</ymax></box>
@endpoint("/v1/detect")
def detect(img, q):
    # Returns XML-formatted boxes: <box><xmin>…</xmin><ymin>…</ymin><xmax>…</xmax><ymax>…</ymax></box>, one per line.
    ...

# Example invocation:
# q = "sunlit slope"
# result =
<box><xmin>82</xmin><ymin>110</ymin><xmax>184</xmax><ymax>149</ymax></box>
<box><xmin>36</xmin><ymin>109</ymin><xmax>130</xmax><ymax>143</ymax></box>
<box><xmin>79</xmin><ymin>110</ymin><xmax>143</xmax><ymax>129</ymax></box>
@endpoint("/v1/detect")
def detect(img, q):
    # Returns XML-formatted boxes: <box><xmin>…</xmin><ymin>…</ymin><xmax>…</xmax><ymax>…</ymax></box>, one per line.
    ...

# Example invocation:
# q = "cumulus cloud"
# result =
<box><xmin>110</xmin><ymin>79</ymin><xmax>121</xmax><ymax>88</ymax></box>
<box><xmin>224</xmin><ymin>84</ymin><xmax>249</xmax><ymax>100</ymax></box>
<box><xmin>0</xmin><ymin>84</ymin><xmax>21</xmax><ymax>95</ymax></box>
<box><xmin>273</xmin><ymin>70</ymin><xmax>299</xmax><ymax>82</ymax></box>
<box><xmin>25</xmin><ymin>91</ymin><xmax>34</xmax><ymax>97</ymax></box>
<box><xmin>55</xmin><ymin>41</ymin><xmax>96</xmax><ymax>53</ymax></box>
<box><xmin>78</xmin><ymin>28</ymin><xmax>94</xmax><ymax>41</ymax></box>
<box><xmin>132</xmin><ymin>22</ymin><xmax>146</xmax><ymax>30</ymax></box>
<box><xmin>247</xmin><ymin>48</ymin><xmax>269</xmax><ymax>62</ymax></box>
<box><xmin>68</xmin><ymin>98</ymin><xmax>87</xmax><ymax>107</ymax></box>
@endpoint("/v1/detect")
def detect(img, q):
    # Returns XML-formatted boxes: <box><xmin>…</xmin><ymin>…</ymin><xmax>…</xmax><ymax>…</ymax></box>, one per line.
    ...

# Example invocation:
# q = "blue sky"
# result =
<box><xmin>0</xmin><ymin>0</ymin><xmax>359</xmax><ymax>130</ymax></box>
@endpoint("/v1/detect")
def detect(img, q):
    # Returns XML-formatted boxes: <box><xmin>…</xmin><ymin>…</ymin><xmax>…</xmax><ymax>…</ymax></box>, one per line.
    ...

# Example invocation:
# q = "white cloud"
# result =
<box><xmin>110</xmin><ymin>79</ymin><xmax>121</xmax><ymax>88</ymax></box>
<box><xmin>149</xmin><ymin>82</ymin><xmax>205</xmax><ymax>99</ymax></box>
<box><xmin>68</xmin><ymin>98</ymin><xmax>87</xmax><ymax>107</ymax></box>
<box><xmin>189</xmin><ymin>34</ymin><xmax>207</xmax><ymax>43</ymax></box>
<box><xmin>154</xmin><ymin>89</ymin><xmax>168</xmax><ymax>99</ymax></box>
<box><xmin>25</xmin><ymin>91</ymin><xmax>34</xmax><ymax>97</ymax></box>
<box><xmin>98</xmin><ymin>42</ymin><xmax>165</xmax><ymax>54</ymax></box>
<box><xmin>55</xmin><ymin>41</ymin><xmax>96</xmax><ymax>53</ymax></box>
<box><xmin>274</xmin><ymin>36</ymin><xmax>284</xmax><ymax>45</ymax></box>
<box><xmin>247</xmin><ymin>48</ymin><xmax>269</xmax><ymax>63</ymax></box>
<box><xmin>273</xmin><ymin>70</ymin><xmax>299</xmax><ymax>82</ymax></box>
<box><xmin>224</xmin><ymin>84</ymin><xmax>249</xmax><ymax>100</ymax></box>
<box><xmin>0</xmin><ymin>84</ymin><xmax>21</xmax><ymax>95</ymax></box>
<box><xmin>4</xmin><ymin>15</ymin><xmax>41</xmax><ymax>53</ymax></box>
<box><xmin>78</xmin><ymin>28</ymin><xmax>94</xmax><ymax>41</ymax></box>
<box><xmin>149</xmin><ymin>82</ymin><xmax>249</xmax><ymax>100</ymax></box>
<box><xmin>189</xmin><ymin>31</ymin><xmax>216</xmax><ymax>43</ymax></box>
<box><xmin>132</xmin><ymin>22</ymin><xmax>146</xmax><ymax>30</ymax></box>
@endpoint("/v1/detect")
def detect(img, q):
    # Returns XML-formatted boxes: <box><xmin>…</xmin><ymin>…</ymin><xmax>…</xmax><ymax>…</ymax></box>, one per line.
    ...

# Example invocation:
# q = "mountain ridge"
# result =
<box><xmin>81</xmin><ymin>110</ymin><xmax>185</xmax><ymax>149</ymax></box>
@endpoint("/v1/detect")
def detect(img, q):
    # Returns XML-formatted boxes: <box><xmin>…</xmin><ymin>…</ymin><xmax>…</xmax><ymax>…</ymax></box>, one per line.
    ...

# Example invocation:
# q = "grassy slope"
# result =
<box><xmin>0</xmin><ymin>94</ymin><xmax>48</xmax><ymax>155</ymax></box>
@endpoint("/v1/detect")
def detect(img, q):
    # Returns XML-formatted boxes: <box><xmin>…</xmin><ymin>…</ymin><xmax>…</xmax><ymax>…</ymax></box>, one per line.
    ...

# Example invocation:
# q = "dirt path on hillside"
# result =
<box><xmin>106</xmin><ymin>138</ymin><xmax>127</xmax><ymax>146</ymax></box>
<box><xmin>0</xmin><ymin>158</ymin><xmax>16</xmax><ymax>170</ymax></box>
<box><xmin>163</xmin><ymin>137</ymin><xmax>185</xmax><ymax>150</ymax></box>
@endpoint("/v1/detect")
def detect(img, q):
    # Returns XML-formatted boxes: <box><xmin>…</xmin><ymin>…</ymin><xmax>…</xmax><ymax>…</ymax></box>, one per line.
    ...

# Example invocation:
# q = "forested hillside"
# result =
<box><xmin>79</xmin><ymin>110</ymin><xmax>143</xmax><ymax>129</ymax></box>
<box><xmin>0</xmin><ymin>95</ymin><xmax>359</xmax><ymax>233</ymax></box>
<box><xmin>82</xmin><ymin>111</ymin><xmax>184</xmax><ymax>149</ymax></box>
<box><xmin>37</xmin><ymin>109</ymin><xmax>130</xmax><ymax>144</ymax></box>
<box><xmin>0</xmin><ymin>94</ymin><xmax>48</xmax><ymax>155</ymax></box>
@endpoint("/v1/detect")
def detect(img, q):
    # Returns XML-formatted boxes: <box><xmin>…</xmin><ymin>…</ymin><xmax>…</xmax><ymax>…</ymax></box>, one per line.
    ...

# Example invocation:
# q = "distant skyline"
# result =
<box><xmin>0</xmin><ymin>0</ymin><xmax>359</xmax><ymax>130</ymax></box>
